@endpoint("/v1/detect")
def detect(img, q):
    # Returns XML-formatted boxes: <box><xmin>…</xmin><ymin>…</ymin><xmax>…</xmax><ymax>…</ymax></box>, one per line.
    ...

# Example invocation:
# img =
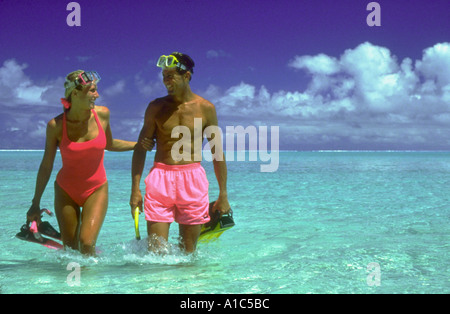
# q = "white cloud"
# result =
<box><xmin>289</xmin><ymin>53</ymin><xmax>340</xmax><ymax>75</ymax></box>
<box><xmin>77</xmin><ymin>56</ymin><xmax>93</xmax><ymax>63</ymax></box>
<box><xmin>416</xmin><ymin>43</ymin><xmax>450</xmax><ymax>88</ymax></box>
<box><xmin>103</xmin><ymin>79</ymin><xmax>126</xmax><ymax>97</ymax></box>
<box><xmin>2</xmin><ymin>42</ymin><xmax>450</xmax><ymax>150</ymax></box>
<box><xmin>0</xmin><ymin>59</ymin><xmax>66</xmax><ymax>148</ymax></box>
<box><xmin>204</xmin><ymin>42</ymin><xmax>450</xmax><ymax>149</ymax></box>
<box><xmin>0</xmin><ymin>59</ymin><xmax>63</xmax><ymax>106</ymax></box>
<box><xmin>221</xmin><ymin>82</ymin><xmax>255</xmax><ymax>107</ymax></box>
<box><xmin>206</xmin><ymin>49</ymin><xmax>231</xmax><ymax>59</ymax></box>
<box><xmin>134</xmin><ymin>72</ymin><xmax>164</xmax><ymax>97</ymax></box>
<box><xmin>29</xmin><ymin>120</ymin><xmax>47</xmax><ymax>138</ymax></box>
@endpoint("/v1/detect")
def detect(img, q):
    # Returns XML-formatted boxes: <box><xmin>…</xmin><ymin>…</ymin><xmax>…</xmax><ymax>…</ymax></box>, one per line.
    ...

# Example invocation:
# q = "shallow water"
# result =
<box><xmin>0</xmin><ymin>151</ymin><xmax>448</xmax><ymax>293</ymax></box>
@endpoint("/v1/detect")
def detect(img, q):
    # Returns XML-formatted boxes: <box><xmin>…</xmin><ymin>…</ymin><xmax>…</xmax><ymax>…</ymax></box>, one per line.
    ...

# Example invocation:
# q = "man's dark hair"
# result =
<box><xmin>171</xmin><ymin>52</ymin><xmax>195</xmax><ymax>77</ymax></box>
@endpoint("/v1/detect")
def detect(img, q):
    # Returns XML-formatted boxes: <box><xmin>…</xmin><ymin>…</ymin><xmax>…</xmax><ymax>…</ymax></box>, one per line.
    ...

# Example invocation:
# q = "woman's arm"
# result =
<box><xmin>108</xmin><ymin>138</ymin><xmax>137</xmax><ymax>151</ymax></box>
<box><xmin>99</xmin><ymin>106</ymin><xmax>154</xmax><ymax>151</ymax></box>
<box><xmin>108</xmin><ymin>138</ymin><xmax>155</xmax><ymax>151</ymax></box>
<box><xmin>27</xmin><ymin>119</ymin><xmax>58</xmax><ymax>223</ymax></box>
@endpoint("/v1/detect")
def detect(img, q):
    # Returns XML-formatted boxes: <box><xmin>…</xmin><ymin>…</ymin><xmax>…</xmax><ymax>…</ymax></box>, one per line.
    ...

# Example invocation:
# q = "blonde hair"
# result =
<box><xmin>64</xmin><ymin>70</ymin><xmax>85</xmax><ymax>102</ymax></box>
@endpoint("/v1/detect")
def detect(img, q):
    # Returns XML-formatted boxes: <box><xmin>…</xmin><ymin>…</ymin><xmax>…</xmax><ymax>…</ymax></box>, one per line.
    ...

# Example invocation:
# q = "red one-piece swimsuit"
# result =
<box><xmin>56</xmin><ymin>109</ymin><xmax>107</xmax><ymax>206</ymax></box>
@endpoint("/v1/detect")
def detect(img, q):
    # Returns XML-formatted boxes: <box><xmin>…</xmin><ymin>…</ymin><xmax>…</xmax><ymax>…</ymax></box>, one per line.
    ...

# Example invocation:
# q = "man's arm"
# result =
<box><xmin>212</xmin><ymin>154</ymin><xmax>230</xmax><ymax>215</ymax></box>
<box><xmin>130</xmin><ymin>102</ymin><xmax>157</xmax><ymax>218</ymax></box>
<box><xmin>205</xmin><ymin>102</ymin><xmax>230</xmax><ymax>216</ymax></box>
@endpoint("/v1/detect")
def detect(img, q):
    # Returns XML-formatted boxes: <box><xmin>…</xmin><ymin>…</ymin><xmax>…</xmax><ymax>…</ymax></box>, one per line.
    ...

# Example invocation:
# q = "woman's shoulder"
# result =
<box><xmin>94</xmin><ymin>105</ymin><xmax>111</xmax><ymax>119</ymax></box>
<box><xmin>46</xmin><ymin>113</ymin><xmax>64</xmax><ymax>137</ymax></box>
<box><xmin>48</xmin><ymin>113</ymin><xmax>63</xmax><ymax>127</ymax></box>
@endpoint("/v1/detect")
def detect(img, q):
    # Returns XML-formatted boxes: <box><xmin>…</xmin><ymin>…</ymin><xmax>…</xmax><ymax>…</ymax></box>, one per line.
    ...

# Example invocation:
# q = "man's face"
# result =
<box><xmin>162</xmin><ymin>68</ymin><xmax>186</xmax><ymax>95</ymax></box>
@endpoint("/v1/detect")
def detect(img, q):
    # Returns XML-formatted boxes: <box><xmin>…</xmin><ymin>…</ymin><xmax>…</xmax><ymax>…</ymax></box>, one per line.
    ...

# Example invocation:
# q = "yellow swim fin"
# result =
<box><xmin>198</xmin><ymin>202</ymin><xmax>235</xmax><ymax>243</ymax></box>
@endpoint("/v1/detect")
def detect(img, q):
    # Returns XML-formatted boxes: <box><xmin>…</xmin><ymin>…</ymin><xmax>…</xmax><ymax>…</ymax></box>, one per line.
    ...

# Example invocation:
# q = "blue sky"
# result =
<box><xmin>0</xmin><ymin>0</ymin><xmax>449</xmax><ymax>150</ymax></box>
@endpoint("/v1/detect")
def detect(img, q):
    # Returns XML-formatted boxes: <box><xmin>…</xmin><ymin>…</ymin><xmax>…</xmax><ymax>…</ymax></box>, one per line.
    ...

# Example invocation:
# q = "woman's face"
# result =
<box><xmin>73</xmin><ymin>83</ymin><xmax>99</xmax><ymax>109</ymax></box>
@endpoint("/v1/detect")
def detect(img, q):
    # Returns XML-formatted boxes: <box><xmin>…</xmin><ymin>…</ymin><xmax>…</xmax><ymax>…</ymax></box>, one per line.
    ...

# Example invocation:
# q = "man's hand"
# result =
<box><xmin>140</xmin><ymin>137</ymin><xmax>155</xmax><ymax>151</ymax></box>
<box><xmin>130</xmin><ymin>189</ymin><xmax>143</xmax><ymax>219</ymax></box>
<box><xmin>212</xmin><ymin>195</ymin><xmax>231</xmax><ymax>217</ymax></box>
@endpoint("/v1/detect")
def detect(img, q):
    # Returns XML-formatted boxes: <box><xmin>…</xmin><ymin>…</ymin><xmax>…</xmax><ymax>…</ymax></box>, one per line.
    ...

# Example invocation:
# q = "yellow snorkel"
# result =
<box><xmin>134</xmin><ymin>207</ymin><xmax>141</xmax><ymax>240</ymax></box>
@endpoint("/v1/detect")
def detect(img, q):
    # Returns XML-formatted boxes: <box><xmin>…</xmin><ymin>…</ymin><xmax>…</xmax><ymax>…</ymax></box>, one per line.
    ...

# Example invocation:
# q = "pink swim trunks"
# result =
<box><xmin>144</xmin><ymin>162</ymin><xmax>210</xmax><ymax>225</ymax></box>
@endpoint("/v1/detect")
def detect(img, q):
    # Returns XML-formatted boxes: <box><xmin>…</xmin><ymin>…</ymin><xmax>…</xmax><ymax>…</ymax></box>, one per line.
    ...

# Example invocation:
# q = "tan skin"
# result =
<box><xmin>130</xmin><ymin>67</ymin><xmax>230</xmax><ymax>253</ymax></box>
<box><xmin>27</xmin><ymin>83</ymin><xmax>152</xmax><ymax>255</ymax></box>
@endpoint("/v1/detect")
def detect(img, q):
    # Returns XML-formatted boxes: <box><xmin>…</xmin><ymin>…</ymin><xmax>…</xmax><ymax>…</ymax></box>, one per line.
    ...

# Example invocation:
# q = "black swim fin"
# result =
<box><xmin>16</xmin><ymin>222</ymin><xmax>63</xmax><ymax>250</ymax></box>
<box><xmin>199</xmin><ymin>202</ymin><xmax>235</xmax><ymax>243</ymax></box>
<box><xmin>38</xmin><ymin>221</ymin><xmax>61</xmax><ymax>240</ymax></box>
<box><xmin>24</xmin><ymin>208</ymin><xmax>62</xmax><ymax>240</ymax></box>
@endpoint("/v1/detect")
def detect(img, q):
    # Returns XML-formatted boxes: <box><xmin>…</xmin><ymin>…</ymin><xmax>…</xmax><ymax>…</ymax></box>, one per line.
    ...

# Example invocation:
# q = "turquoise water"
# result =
<box><xmin>0</xmin><ymin>151</ymin><xmax>448</xmax><ymax>294</ymax></box>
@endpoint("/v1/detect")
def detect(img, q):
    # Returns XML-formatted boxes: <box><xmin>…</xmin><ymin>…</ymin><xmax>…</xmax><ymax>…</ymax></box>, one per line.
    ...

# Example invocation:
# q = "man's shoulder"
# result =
<box><xmin>145</xmin><ymin>96</ymin><xmax>165</xmax><ymax>110</ymax></box>
<box><xmin>153</xmin><ymin>95</ymin><xmax>171</xmax><ymax>103</ymax></box>
<box><xmin>194</xmin><ymin>94</ymin><xmax>215</xmax><ymax>109</ymax></box>
<box><xmin>143</xmin><ymin>97</ymin><xmax>170</xmax><ymax>119</ymax></box>
<box><xmin>147</xmin><ymin>96</ymin><xmax>170</xmax><ymax>109</ymax></box>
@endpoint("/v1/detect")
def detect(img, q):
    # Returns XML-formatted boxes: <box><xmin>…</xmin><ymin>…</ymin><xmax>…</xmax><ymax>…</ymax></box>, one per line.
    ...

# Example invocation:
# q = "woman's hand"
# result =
<box><xmin>27</xmin><ymin>203</ymin><xmax>42</xmax><ymax>224</ymax></box>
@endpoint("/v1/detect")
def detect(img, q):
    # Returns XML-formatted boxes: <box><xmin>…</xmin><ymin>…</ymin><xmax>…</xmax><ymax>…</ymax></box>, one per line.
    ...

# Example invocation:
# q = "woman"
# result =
<box><xmin>27</xmin><ymin>70</ymin><xmax>151</xmax><ymax>255</ymax></box>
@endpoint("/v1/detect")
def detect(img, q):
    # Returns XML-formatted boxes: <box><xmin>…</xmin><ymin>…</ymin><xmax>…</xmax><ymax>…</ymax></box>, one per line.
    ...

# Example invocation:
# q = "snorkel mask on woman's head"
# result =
<box><xmin>63</xmin><ymin>71</ymin><xmax>101</xmax><ymax>109</ymax></box>
<box><xmin>64</xmin><ymin>71</ymin><xmax>101</xmax><ymax>90</ymax></box>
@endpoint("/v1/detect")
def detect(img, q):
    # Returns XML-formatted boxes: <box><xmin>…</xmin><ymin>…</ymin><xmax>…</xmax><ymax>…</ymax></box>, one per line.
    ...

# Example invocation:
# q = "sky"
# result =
<box><xmin>0</xmin><ymin>0</ymin><xmax>449</xmax><ymax>150</ymax></box>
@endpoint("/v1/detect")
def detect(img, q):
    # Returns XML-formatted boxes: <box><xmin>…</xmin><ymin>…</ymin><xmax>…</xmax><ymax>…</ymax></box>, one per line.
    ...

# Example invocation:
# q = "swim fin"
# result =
<box><xmin>16</xmin><ymin>221</ymin><xmax>63</xmax><ymax>250</ymax></box>
<box><xmin>38</xmin><ymin>221</ymin><xmax>62</xmax><ymax>240</ymax></box>
<box><xmin>198</xmin><ymin>202</ymin><xmax>235</xmax><ymax>243</ymax></box>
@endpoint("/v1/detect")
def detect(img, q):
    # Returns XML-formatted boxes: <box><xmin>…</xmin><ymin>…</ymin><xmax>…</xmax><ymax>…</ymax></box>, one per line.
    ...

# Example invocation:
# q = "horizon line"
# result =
<box><xmin>2</xmin><ymin>149</ymin><xmax>450</xmax><ymax>153</ymax></box>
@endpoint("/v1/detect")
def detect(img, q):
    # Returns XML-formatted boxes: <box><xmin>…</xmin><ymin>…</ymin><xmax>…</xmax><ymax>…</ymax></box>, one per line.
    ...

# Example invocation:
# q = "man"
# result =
<box><xmin>130</xmin><ymin>52</ymin><xmax>230</xmax><ymax>253</ymax></box>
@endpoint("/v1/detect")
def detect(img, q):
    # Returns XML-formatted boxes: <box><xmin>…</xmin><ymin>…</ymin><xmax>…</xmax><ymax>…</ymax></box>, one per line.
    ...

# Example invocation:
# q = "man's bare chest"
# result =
<box><xmin>156</xmin><ymin>105</ymin><xmax>205</xmax><ymax>134</ymax></box>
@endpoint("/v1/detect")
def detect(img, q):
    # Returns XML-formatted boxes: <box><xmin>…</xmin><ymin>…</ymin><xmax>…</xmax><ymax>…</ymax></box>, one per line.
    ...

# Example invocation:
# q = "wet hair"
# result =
<box><xmin>64</xmin><ymin>70</ymin><xmax>85</xmax><ymax>102</ymax></box>
<box><xmin>171</xmin><ymin>52</ymin><xmax>195</xmax><ymax>78</ymax></box>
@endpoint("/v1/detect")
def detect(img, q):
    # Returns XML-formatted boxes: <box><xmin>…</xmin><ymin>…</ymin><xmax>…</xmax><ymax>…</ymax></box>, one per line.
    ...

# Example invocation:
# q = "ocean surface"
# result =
<box><xmin>0</xmin><ymin>150</ymin><xmax>448</xmax><ymax>294</ymax></box>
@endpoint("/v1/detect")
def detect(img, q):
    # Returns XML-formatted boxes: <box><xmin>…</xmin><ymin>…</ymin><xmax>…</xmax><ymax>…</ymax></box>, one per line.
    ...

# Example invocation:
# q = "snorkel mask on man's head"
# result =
<box><xmin>156</xmin><ymin>53</ymin><xmax>194</xmax><ymax>74</ymax></box>
<box><xmin>64</xmin><ymin>71</ymin><xmax>101</xmax><ymax>90</ymax></box>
